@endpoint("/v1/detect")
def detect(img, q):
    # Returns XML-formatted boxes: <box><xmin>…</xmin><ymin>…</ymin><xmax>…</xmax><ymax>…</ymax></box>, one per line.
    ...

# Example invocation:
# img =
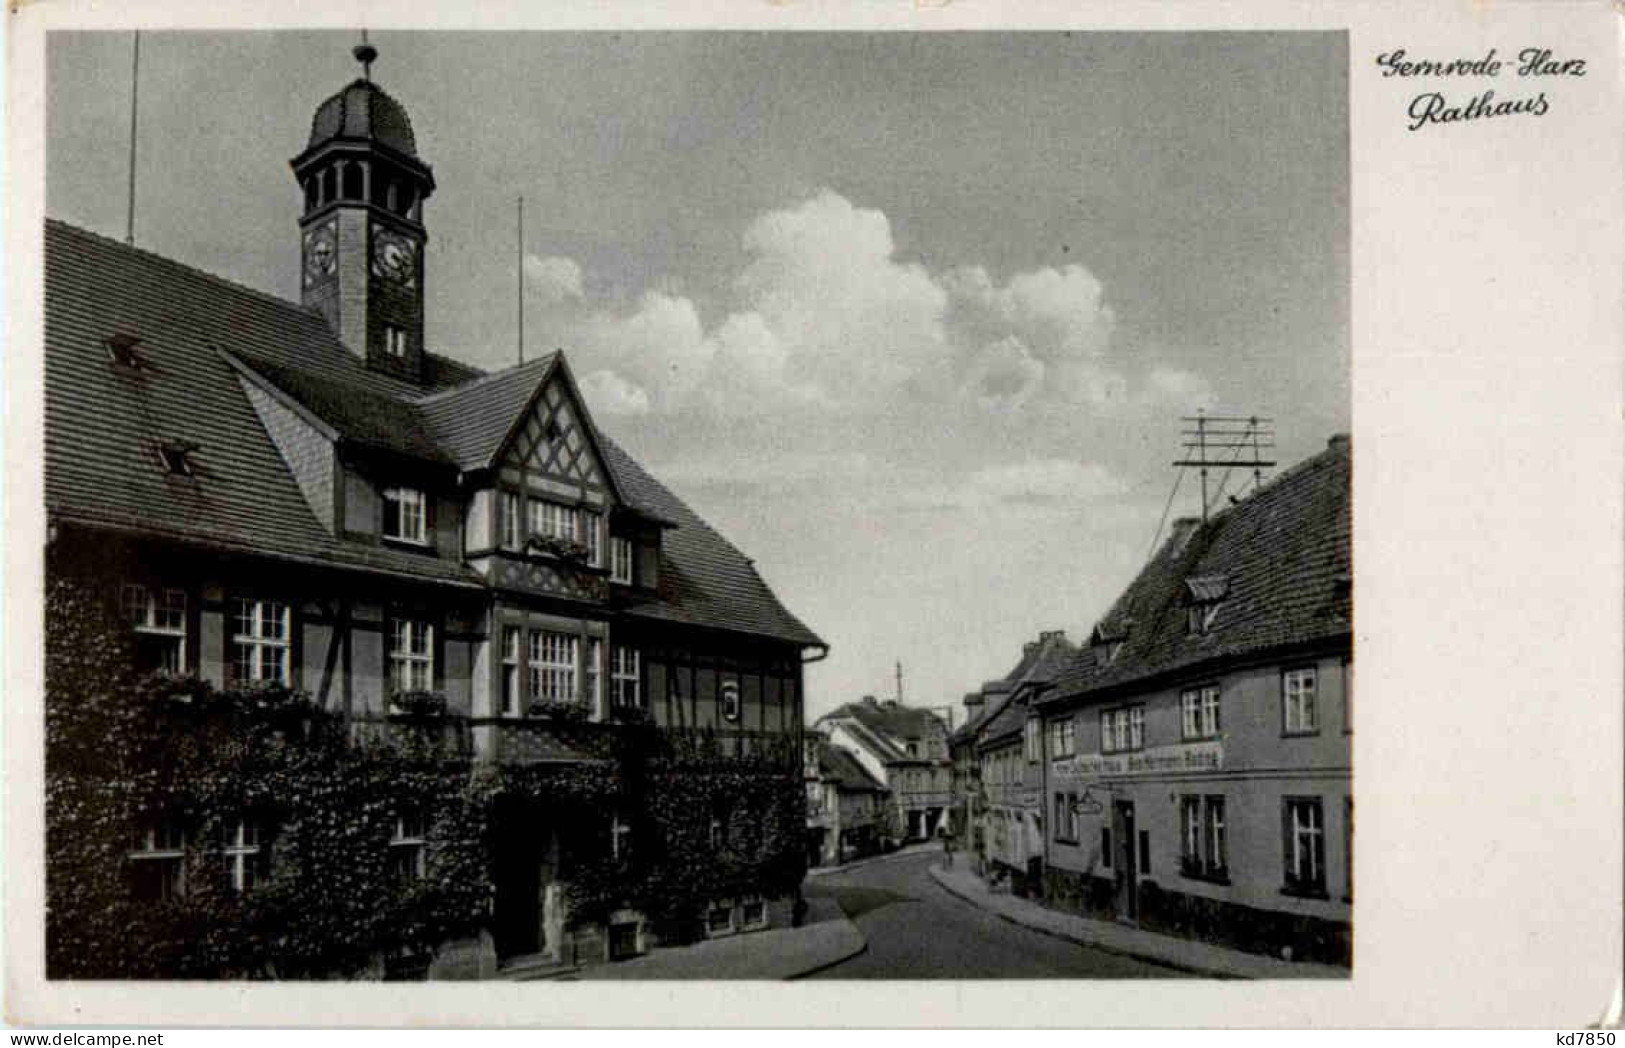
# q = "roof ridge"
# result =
<box><xmin>47</xmin><ymin>218</ymin><xmax>479</xmax><ymax>383</ymax></box>
<box><xmin>412</xmin><ymin>352</ymin><xmax>556</xmax><ymax>404</ymax></box>
<box><xmin>47</xmin><ymin>218</ymin><xmax>327</xmax><ymax>323</ymax></box>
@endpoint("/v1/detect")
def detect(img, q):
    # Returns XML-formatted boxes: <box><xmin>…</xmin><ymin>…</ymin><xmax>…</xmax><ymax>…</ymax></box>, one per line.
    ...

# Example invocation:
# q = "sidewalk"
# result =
<box><xmin>564</xmin><ymin>894</ymin><xmax>865</xmax><ymax>980</ymax></box>
<box><xmin>929</xmin><ymin>862</ymin><xmax>1348</xmax><ymax>980</ymax></box>
<box><xmin>805</xmin><ymin>840</ymin><xmax>940</xmax><ymax>878</ymax></box>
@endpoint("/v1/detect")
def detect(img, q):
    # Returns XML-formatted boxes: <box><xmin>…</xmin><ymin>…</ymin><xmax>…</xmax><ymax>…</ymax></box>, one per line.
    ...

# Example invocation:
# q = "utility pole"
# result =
<box><xmin>1173</xmin><ymin>412</ymin><xmax>1277</xmax><ymax>521</ymax></box>
<box><xmin>125</xmin><ymin>31</ymin><xmax>141</xmax><ymax>245</ymax></box>
<box><xmin>895</xmin><ymin>660</ymin><xmax>904</xmax><ymax>705</ymax></box>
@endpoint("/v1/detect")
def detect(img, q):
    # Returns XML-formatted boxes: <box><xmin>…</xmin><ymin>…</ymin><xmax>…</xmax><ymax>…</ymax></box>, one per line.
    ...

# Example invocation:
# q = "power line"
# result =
<box><xmin>1144</xmin><ymin>467</ymin><xmax>1186</xmax><ymax>563</ymax></box>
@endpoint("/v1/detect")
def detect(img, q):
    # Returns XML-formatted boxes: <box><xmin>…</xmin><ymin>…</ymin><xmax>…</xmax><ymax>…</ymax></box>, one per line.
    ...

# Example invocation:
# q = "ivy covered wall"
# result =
<box><xmin>44</xmin><ymin>570</ymin><xmax>808</xmax><ymax>979</ymax></box>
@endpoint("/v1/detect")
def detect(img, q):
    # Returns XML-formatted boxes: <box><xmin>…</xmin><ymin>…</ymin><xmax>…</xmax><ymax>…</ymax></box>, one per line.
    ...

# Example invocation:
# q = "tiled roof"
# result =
<box><xmin>1044</xmin><ymin>438</ymin><xmax>1351</xmax><ymax>706</ymax></box>
<box><xmin>43</xmin><ymin>221</ymin><xmax>480</xmax><ymax>586</ymax></box>
<box><xmin>829</xmin><ymin>717</ymin><xmax>908</xmax><ymax>764</ymax></box>
<box><xmin>815</xmin><ymin>741</ymin><xmax>888</xmax><ymax>793</ymax></box>
<box><xmin>43</xmin><ymin>220</ymin><xmax>824</xmax><ymax>646</ymax></box>
<box><xmin>415</xmin><ymin>355</ymin><xmax>559</xmax><ymax>470</ymax></box>
<box><xmin>821</xmin><ymin>699</ymin><xmax>947</xmax><ymax>747</ymax></box>
<box><xmin>974</xmin><ymin>633</ymin><xmax>1077</xmax><ymax>749</ymax></box>
<box><xmin>306</xmin><ymin>78</ymin><xmax>420</xmax><ymax>159</ymax></box>
<box><xmin>950</xmin><ymin>631</ymin><xmax>1075</xmax><ymax>746</ymax></box>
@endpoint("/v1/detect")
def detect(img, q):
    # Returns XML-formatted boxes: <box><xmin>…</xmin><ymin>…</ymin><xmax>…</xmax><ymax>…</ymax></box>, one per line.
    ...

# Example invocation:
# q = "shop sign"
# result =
<box><xmin>1051</xmin><ymin>740</ymin><xmax>1223</xmax><ymax>782</ymax></box>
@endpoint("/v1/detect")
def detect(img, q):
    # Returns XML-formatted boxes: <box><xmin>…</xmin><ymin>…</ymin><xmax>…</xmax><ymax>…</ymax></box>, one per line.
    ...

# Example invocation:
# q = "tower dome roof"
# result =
<box><xmin>306</xmin><ymin>78</ymin><xmax>418</xmax><ymax>158</ymax></box>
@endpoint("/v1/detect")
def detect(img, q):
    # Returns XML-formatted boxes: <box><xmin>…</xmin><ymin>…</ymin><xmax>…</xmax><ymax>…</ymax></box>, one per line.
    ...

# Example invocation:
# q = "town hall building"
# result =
<box><xmin>43</xmin><ymin>43</ymin><xmax>822</xmax><ymax>976</ymax></box>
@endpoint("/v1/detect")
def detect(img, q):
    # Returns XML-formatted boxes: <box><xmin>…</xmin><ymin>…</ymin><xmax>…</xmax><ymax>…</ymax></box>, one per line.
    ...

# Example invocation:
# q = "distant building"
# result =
<box><xmin>973</xmin><ymin>632</ymin><xmax>1075</xmax><ymax>896</ymax></box>
<box><xmin>804</xmin><ymin>738</ymin><xmax>890</xmax><ymax>867</ymax></box>
<box><xmin>813</xmin><ymin>696</ymin><xmax>951</xmax><ymax>842</ymax></box>
<box><xmin>1035</xmin><ymin>436</ymin><xmax>1352</xmax><ymax>966</ymax></box>
<box><xmin>946</xmin><ymin>631</ymin><xmax>1074</xmax><ymax>892</ymax></box>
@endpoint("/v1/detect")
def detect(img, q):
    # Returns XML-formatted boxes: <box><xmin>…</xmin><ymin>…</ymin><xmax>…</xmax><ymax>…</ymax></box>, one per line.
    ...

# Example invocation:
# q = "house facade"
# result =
<box><xmin>1034</xmin><ymin>437</ymin><xmax>1352</xmax><ymax>966</ymax></box>
<box><xmin>946</xmin><ymin>630</ymin><xmax>1074</xmax><ymax>893</ymax></box>
<box><xmin>813</xmin><ymin>697</ymin><xmax>952</xmax><ymax>842</ymax></box>
<box><xmin>804</xmin><ymin>738</ymin><xmax>890</xmax><ymax>867</ymax></box>
<box><xmin>43</xmin><ymin>50</ymin><xmax>822</xmax><ymax>977</ymax></box>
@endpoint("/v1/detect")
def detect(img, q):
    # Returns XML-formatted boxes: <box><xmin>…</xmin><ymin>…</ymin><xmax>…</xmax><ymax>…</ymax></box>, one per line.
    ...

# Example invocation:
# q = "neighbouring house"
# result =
<box><xmin>944</xmin><ymin>630</ymin><xmax>1074</xmax><ymax>890</ymax></box>
<box><xmin>1034</xmin><ymin>436</ymin><xmax>1352</xmax><ymax>966</ymax></box>
<box><xmin>972</xmin><ymin>631</ymin><xmax>1076</xmax><ymax>897</ymax></box>
<box><xmin>813</xmin><ymin>696</ymin><xmax>951</xmax><ymax>843</ymax></box>
<box><xmin>804</xmin><ymin>738</ymin><xmax>890</xmax><ymax>867</ymax></box>
<box><xmin>43</xmin><ymin>44</ymin><xmax>823</xmax><ymax>978</ymax></box>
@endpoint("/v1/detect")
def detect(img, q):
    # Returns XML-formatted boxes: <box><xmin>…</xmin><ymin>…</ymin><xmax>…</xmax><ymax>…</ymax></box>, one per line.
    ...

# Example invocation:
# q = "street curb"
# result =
<box><xmin>784</xmin><ymin>924</ymin><xmax>868</xmax><ymax>980</ymax></box>
<box><xmin>805</xmin><ymin>842</ymin><xmax>941</xmax><ymax>879</ymax></box>
<box><xmin>926</xmin><ymin>864</ymin><xmax>1241</xmax><ymax>980</ymax></box>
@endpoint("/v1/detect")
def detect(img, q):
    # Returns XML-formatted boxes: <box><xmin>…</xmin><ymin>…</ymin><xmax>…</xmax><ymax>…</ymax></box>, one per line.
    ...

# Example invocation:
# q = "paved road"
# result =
<box><xmin>804</xmin><ymin>850</ymin><xmax>1186</xmax><ymax>979</ymax></box>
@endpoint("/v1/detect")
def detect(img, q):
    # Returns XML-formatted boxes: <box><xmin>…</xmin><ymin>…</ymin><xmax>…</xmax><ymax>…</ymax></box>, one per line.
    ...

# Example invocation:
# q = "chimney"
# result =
<box><xmin>1163</xmin><ymin>517</ymin><xmax>1202</xmax><ymax>561</ymax></box>
<box><xmin>862</xmin><ymin>694</ymin><xmax>878</xmax><ymax>706</ymax></box>
<box><xmin>1023</xmin><ymin>641</ymin><xmax>1038</xmax><ymax>655</ymax></box>
<box><xmin>1039</xmin><ymin>629</ymin><xmax>1067</xmax><ymax>642</ymax></box>
<box><xmin>1328</xmin><ymin>433</ymin><xmax>1351</xmax><ymax>452</ymax></box>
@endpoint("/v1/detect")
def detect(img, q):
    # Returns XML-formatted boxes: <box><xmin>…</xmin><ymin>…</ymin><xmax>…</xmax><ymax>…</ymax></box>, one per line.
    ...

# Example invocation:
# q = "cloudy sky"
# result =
<box><xmin>48</xmin><ymin>31</ymin><xmax>1348</xmax><ymax>723</ymax></box>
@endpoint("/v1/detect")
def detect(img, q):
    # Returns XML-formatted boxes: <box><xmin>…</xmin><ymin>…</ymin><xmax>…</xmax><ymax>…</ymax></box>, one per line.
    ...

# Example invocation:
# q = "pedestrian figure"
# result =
<box><xmin>941</xmin><ymin>826</ymin><xmax>954</xmax><ymax>869</ymax></box>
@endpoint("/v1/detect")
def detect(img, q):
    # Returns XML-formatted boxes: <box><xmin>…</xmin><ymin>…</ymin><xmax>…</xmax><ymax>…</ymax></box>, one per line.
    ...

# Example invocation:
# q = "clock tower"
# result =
<box><xmin>290</xmin><ymin>39</ymin><xmax>436</xmax><ymax>382</ymax></box>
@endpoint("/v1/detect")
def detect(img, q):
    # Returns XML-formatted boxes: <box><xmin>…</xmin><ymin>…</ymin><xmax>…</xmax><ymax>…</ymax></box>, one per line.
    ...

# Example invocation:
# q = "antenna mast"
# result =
<box><xmin>125</xmin><ymin>31</ymin><xmax>141</xmax><ymax>245</ymax></box>
<box><xmin>517</xmin><ymin>196</ymin><xmax>525</xmax><ymax>364</ymax></box>
<box><xmin>1173</xmin><ymin>411</ymin><xmax>1277</xmax><ymax>521</ymax></box>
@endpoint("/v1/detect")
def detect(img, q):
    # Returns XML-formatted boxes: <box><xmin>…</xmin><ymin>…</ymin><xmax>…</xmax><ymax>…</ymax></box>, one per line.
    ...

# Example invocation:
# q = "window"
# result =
<box><xmin>389</xmin><ymin>619</ymin><xmax>434</xmax><ymax>694</ymax></box>
<box><xmin>1053</xmin><ymin>792</ymin><xmax>1078</xmax><ymax>843</ymax></box>
<box><xmin>383</xmin><ymin>487</ymin><xmax>427</xmax><ymax>544</ymax></box>
<box><xmin>528</xmin><ymin>499</ymin><xmax>578</xmax><ymax>544</ymax></box>
<box><xmin>1048</xmin><ymin>719</ymin><xmax>1075</xmax><ymax>759</ymax></box>
<box><xmin>740</xmin><ymin>897</ymin><xmax>767</xmax><ymax>928</ymax></box>
<box><xmin>232</xmin><ymin>598</ymin><xmax>290</xmax><ymax>684</ymax></box>
<box><xmin>105</xmin><ymin>332</ymin><xmax>148</xmax><ymax>368</ymax></box>
<box><xmin>706</xmin><ymin>900</ymin><xmax>735</xmax><ymax>937</ymax></box>
<box><xmin>1181</xmin><ymin>685</ymin><xmax>1221</xmax><ymax>740</ymax></box>
<box><xmin>390</xmin><ymin>812</ymin><xmax>428</xmax><ymax>883</ymax></box>
<box><xmin>528</xmin><ymin>630</ymin><xmax>577</xmax><ymax>707</ymax></box>
<box><xmin>156</xmin><ymin>439</ymin><xmax>197</xmax><ymax>477</ymax></box>
<box><xmin>1101</xmin><ymin>705</ymin><xmax>1145</xmax><ymax>754</ymax></box>
<box><xmin>1184</xmin><ymin>575</ymin><xmax>1228</xmax><ymax>635</ymax></box>
<box><xmin>122</xmin><ymin>583</ymin><xmax>186</xmax><ymax>673</ymax></box>
<box><xmin>611</xmin><ymin>536</ymin><xmax>635</xmax><ymax>584</ymax></box>
<box><xmin>581</xmin><ymin>510</ymin><xmax>602</xmax><ymax>566</ymax></box>
<box><xmin>610</xmin><ymin>812</ymin><xmax>633</xmax><ymax>863</ymax></box>
<box><xmin>1344</xmin><ymin>796</ymin><xmax>1354</xmax><ymax>901</ymax></box>
<box><xmin>219</xmin><ymin>819</ymin><xmax>265</xmax><ymax>893</ymax></box>
<box><xmin>130</xmin><ymin>818</ymin><xmax>186</xmax><ymax>901</ymax></box>
<box><xmin>1342</xmin><ymin>658</ymin><xmax>1353</xmax><ymax>734</ymax></box>
<box><xmin>611</xmin><ymin>645</ymin><xmax>641</xmax><ymax>707</ymax></box>
<box><xmin>500</xmin><ymin>626</ymin><xmax>521</xmax><ymax>716</ymax></box>
<box><xmin>501</xmin><ymin>491</ymin><xmax>523</xmax><ymax>550</ymax></box>
<box><xmin>583</xmin><ymin>636</ymin><xmax>603</xmax><ymax>709</ymax></box>
<box><xmin>1283</xmin><ymin>797</ymin><xmax>1326</xmax><ymax>894</ymax></box>
<box><xmin>1283</xmin><ymin>667</ymin><xmax>1319</xmax><ymax>734</ymax></box>
<box><xmin>1024</xmin><ymin>719</ymin><xmax>1041</xmax><ymax>763</ymax></box>
<box><xmin>1181</xmin><ymin>795</ymin><xmax>1228</xmax><ymax>879</ymax></box>
<box><xmin>384</xmin><ymin>325</ymin><xmax>408</xmax><ymax>358</ymax></box>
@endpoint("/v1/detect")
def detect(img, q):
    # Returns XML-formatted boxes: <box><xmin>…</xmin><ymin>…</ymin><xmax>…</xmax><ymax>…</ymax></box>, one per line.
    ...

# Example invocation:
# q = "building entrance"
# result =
<box><xmin>1112</xmin><ymin>800</ymin><xmax>1138</xmax><ymax>921</ymax></box>
<box><xmin>492</xmin><ymin>806</ymin><xmax>556</xmax><ymax>961</ymax></box>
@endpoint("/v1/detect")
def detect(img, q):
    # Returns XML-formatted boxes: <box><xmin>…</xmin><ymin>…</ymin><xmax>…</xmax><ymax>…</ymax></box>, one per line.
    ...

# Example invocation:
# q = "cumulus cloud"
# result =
<box><xmin>523</xmin><ymin>254</ymin><xmax>584</xmax><ymax>304</ymax></box>
<box><xmin>1144</xmin><ymin>366</ymin><xmax>1216</xmax><ymax>409</ymax></box>
<box><xmin>532</xmin><ymin>189</ymin><xmax>1204</xmax><ymax>421</ymax></box>
<box><xmin>578</xmin><ymin>369</ymin><xmax>652</xmax><ymax>417</ymax></box>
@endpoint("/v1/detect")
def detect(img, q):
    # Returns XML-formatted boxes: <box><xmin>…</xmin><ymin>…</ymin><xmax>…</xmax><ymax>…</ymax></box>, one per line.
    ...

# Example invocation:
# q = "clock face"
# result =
<box><xmin>370</xmin><ymin>228</ymin><xmax>418</xmax><ymax>289</ymax></box>
<box><xmin>302</xmin><ymin>222</ymin><xmax>337</xmax><ymax>288</ymax></box>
